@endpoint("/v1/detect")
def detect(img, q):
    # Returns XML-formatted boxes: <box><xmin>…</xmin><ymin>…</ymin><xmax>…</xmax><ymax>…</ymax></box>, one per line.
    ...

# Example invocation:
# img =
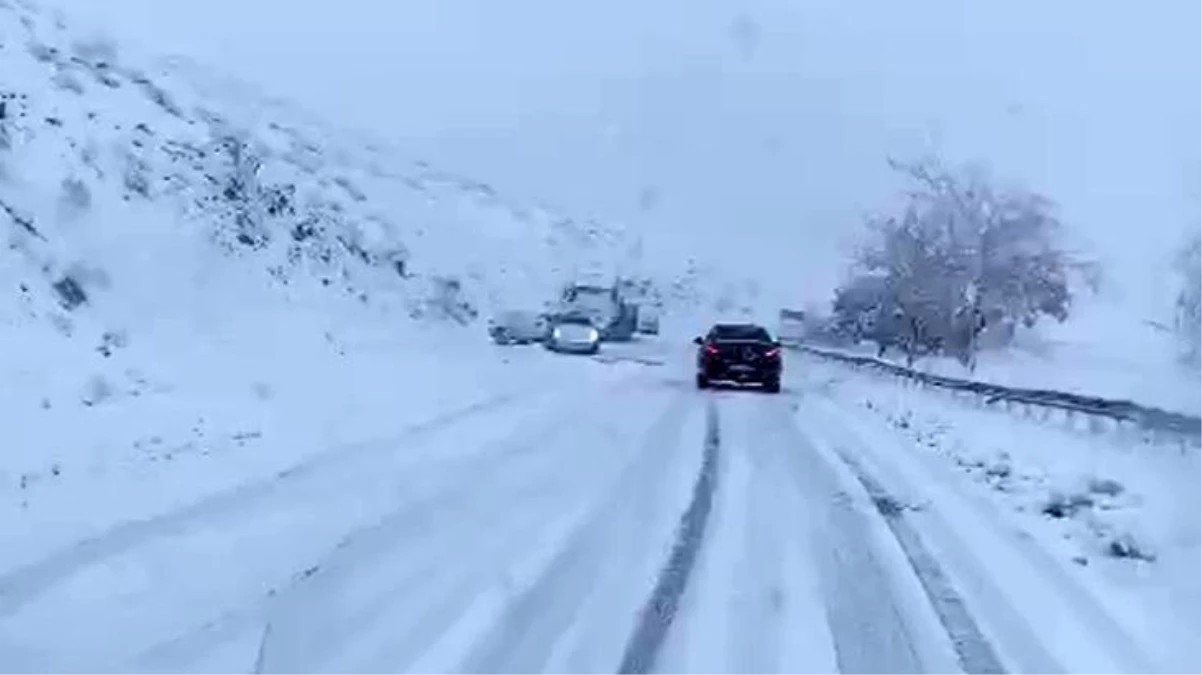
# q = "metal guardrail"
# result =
<box><xmin>793</xmin><ymin>344</ymin><xmax>1202</xmax><ymax>439</ymax></box>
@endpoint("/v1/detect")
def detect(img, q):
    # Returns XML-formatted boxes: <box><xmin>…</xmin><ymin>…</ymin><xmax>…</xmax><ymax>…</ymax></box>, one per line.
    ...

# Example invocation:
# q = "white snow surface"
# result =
<box><xmin>5</xmin><ymin>340</ymin><xmax>1198</xmax><ymax>673</ymax></box>
<box><xmin>799</xmin><ymin>354</ymin><xmax>1201</xmax><ymax>673</ymax></box>
<box><xmin>1</xmin><ymin>1</ymin><xmax>1199</xmax><ymax>673</ymax></box>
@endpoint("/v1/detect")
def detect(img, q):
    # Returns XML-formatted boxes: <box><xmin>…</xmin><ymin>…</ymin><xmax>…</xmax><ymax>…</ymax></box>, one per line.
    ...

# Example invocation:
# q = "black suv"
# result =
<box><xmin>694</xmin><ymin>323</ymin><xmax>783</xmax><ymax>393</ymax></box>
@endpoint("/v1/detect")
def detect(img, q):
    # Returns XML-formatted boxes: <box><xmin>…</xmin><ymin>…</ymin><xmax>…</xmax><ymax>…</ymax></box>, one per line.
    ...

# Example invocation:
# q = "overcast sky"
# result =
<box><xmin>54</xmin><ymin>0</ymin><xmax>1200</xmax><ymax>310</ymax></box>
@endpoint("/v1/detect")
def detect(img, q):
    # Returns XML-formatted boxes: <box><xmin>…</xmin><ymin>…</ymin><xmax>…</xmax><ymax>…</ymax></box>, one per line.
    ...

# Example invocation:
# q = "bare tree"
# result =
<box><xmin>835</xmin><ymin>156</ymin><xmax>1095</xmax><ymax>369</ymax></box>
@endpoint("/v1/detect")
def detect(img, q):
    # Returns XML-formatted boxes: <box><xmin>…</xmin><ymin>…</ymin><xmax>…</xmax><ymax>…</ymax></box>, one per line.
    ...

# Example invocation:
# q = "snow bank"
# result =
<box><xmin>803</xmin><ymin>355</ymin><xmax>1201</xmax><ymax>672</ymax></box>
<box><xmin>815</xmin><ymin>300</ymin><xmax>1200</xmax><ymax>418</ymax></box>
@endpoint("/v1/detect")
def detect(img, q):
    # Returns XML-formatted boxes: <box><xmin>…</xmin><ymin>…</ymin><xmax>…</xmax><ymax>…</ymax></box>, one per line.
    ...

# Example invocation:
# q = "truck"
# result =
<box><xmin>777</xmin><ymin>308</ymin><xmax>806</xmax><ymax>346</ymax></box>
<box><xmin>555</xmin><ymin>278</ymin><xmax>639</xmax><ymax>342</ymax></box>
<box><xmin>636</xmin><ymin>305</ymin><xmax>660</xmax><ymax>335</ymax></box>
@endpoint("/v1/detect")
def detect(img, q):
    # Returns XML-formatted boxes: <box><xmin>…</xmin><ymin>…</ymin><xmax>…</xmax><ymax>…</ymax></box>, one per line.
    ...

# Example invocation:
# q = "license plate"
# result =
<box><xmin>731</xmin><ymin>364</ymin><xmax>754</xmax><ymax>372</ymax></box>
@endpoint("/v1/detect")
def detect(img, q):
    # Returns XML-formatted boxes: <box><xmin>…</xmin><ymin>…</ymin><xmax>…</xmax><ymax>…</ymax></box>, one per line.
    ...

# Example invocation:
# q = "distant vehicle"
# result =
<box><xmin>778</xmin><ymin>308</ymin><xmax>806</xmax><ymax>346</ymax></box>
<box><xmin>637</xmin><ymin>306</ymin><xmax>660</xmax><ymax>335</ymax></box>
<box><xmin>545</xmin><ymin>313</ymin><xmax>602</xmax><ymax>355</ymax></box>
<box><xmin>694</xmin><ymin>323</ymin><xmax>782</xmax><ymax>393</ymax></box>
<box><xmin>555</xmin><ymin>280</ymin><xmax>638</xmax><ymax>342</ymax></box>
<box><xmin>488</xmin><ymin>310</ymin><xmax>548</xmax><ymax>345</ymax></box>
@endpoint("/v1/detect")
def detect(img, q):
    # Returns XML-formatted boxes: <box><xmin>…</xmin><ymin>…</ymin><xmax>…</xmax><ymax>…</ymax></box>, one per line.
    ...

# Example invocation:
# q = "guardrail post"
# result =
<box><xmin>1064</xmin><ymin>408</ymin><xmax>1077</xmax><ymax>431</ymax></box>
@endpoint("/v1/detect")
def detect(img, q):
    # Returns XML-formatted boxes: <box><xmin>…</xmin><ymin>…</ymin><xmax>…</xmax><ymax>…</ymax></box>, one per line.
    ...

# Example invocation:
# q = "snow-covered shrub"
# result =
<box><xmin>1174</xmin><ymin>232</ymin><xmax>1201</xmax><ymax>367</ymax></box>
<box><xmin>1087</xmin><ymin>476</ymin><xmax>1125</xmax><ymax>497</ymax></box>
<box><xmin>1041</xmin><ymin>489</ymin><xmax>1094</xmax><ymax>519</ymax></box>
<box><xmin>51</xmin><ymin>68</ymin><xmax>85</xmax><ymax>95</ymax></box>
<box><xmin>0</xmin><ymin>97</ymin><xmax>12</xmax><ymax>152</ymax></box>
<box><xmin>834</xmin><ymin>156</ymin><xmax>1098</xmax><ymax>368</ymax></box>
<box><xmin>51</xmin><ymin>275</ymin><xmax>87</xmax><ymax>309</ymax></box>
<box><xmin>199</xmin><ymin>133</ymin><xmax>295</xmax><ymax>250</ymax></box>
<box><xmin>0</xmin><ymin>92</ymin><xmax>20</xmax><ymax>180</ymax></box>
<box><xmin>80</xmin><ymin>374</ymin><xmax>114</xmax><ymax>407</ymax></box>
<box><xmin>59</xmin><ymin>176</ymin><xmax>91</xmax><ymax>213</ymax></box>
<box><xmin>1106</xmin><ymin>532</ymin><xmax>1155</xmax><ymax>562</ymax></box>
<box><xmin>127</xmin><ymin>71</ymin><xmax>183</xmax><ymax>118</ymax></box>
<box><xmin>121</xmin><ymin>152</ymin><xmax>151</xmax><ymax>198</ymax></box>
<box><xmin>69</xmin><ymin>36</ymin><xmax>120</xmax><ymax>66</ymax></box>
<box><xmin>97</xmin><ymin>330</ymin><xmax>128</xmax><ymax>358</ymax></box>
<box><xmin>414</xmin><ymin>275</ymin><xmax>478</xmax><ymax>324</ymax></box>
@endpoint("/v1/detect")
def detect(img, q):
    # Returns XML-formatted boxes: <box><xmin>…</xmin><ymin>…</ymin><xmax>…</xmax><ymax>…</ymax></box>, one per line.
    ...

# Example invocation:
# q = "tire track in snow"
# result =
<box><xmin>766</xmin><ymin>402</ymin><xmax>927</xmax><ymax>674</ymax></box>
<box><xmin>255</xmin><ymin>384</ymin><xmax>681</xmax><ymax>673</ymax></box>
<box><xmin>803</xmin><ymin>386</ymin><xmax>1156</xmax><ymax>673</ymax></box>
<box><xmin>384</xmin><ymin>394</ymin><xmax>696</xmax><ymax>674</ymax></box>
<box><xmin>728</xmin><ymin>400</ymin><xmax>787</xmax><ymax>674</ymax></box>
<box><xmin>778</xmin><ymin>386</ymin><xmax>1024</xmax><ymax>672</ymax></box>
<box><xmin>454</xmin><ymin>391</ymin><xmax>696</xmax><ymax>673</ymax></box>
<box><xmin>655</xmin><ymin>394</ymin><xmax>794</xmax><ymax>673</ymax></box>
<box><xmin>255</xmin><ymin>426</ymin><xmax>580</xmax><ymax>672</ymax></box>
<box><xmin>834</xmin><ymin>450</ymin><xmax>1006</xmax><ymax>675</ymax></box>
<box><xmin>617</xmin><ymin>398</ymin><xmax>721</xmax><ymax>675</ymax></box>
<box><xmin>131</xmin><ymin>393</ymin><xmax>572</xmax><ymax>667</ymax></box>
<box><xmin>0</xmin><ymin>391</ymin><xmax>532</xmax><ymax>618</ymax></box>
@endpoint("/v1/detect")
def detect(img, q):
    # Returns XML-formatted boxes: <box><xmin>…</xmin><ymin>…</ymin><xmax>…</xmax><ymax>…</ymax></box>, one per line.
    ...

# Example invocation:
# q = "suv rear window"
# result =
<box><xmin>711</xmin><ymin>324</ymin><xmax>771</xmax><ymax>341</ymax></box>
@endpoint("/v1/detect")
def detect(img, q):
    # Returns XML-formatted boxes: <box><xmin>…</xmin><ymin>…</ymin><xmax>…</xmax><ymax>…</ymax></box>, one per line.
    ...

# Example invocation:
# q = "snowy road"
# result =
<box><xmin>0</xmin><ymin>349</ymin><xmax>1177</xmax><ymax>673</ymax></box>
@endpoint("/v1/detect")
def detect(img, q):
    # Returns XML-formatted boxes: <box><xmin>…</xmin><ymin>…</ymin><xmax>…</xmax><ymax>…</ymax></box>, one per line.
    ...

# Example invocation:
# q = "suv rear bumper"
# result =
<box><xmin>702</xmin><ymin>363</ymin><xmax>780</xmax><ymax>383</ymax></box>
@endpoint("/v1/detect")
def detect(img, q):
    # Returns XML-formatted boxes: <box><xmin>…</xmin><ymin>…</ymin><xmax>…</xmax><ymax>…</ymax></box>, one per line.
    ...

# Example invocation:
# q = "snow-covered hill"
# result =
<box><xmin>2</xmin><ymin>0</ymin><xmax>628</xmax><ymax>316</ymax></box>
<box><xmin>0</xmin><ymin>0</ymin><xmax>788</xmax><ymax>550</ymax></box>
<box><xmin>0</xmin><ymin>0</ymin><xmax>665</xmax><ymax>546</ymax></box>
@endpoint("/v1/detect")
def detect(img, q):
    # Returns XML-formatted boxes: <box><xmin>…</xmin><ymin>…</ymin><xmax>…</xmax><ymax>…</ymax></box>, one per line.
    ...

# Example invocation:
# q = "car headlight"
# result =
<box><xmin>587</xmin><ymin>328</ymin><xmax>600</xmax><ymax>342</ymax></box>
<box><xmin>552</xmin><ymin>327</ymin><xmax>563</xmax><ymax>340</ymax></box>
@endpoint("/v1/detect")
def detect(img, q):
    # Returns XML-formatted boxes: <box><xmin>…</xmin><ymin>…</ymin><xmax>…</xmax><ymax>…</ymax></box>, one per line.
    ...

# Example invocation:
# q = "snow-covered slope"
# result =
<box><xmin>1</xmin><ymin>0</ymin><xmax>633</xmax><ymax>317</ymax></box>
<box><xmin>1</xmin><ymin>0</ymin><xmax>789</xmax><ymax>556</ymax></box>
<box><xmin>3</xmin><ymin>0</ymin><xmax>775</xmax><ymax>319</ymax></box>
<box><xmin>0</xmin><ymin>0</ymin><xmax>654</xmax><ymax>554</ymax></box>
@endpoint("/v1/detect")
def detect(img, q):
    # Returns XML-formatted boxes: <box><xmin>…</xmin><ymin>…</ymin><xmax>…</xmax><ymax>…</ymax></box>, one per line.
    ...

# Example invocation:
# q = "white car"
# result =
<box><xmin>545</xmin><ymin>314</ymin><xmax>601</xmax><ymax>354</ymax></box>
<box><xmin>488</xmin><ymin>310</ymin><xmax>547</xmax><ymax>345</ymax></box>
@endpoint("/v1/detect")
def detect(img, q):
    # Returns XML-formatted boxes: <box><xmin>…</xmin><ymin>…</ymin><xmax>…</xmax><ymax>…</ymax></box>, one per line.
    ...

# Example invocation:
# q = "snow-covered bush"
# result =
<box><xmin>1174</xmin><ymin>232</ymin><xmax>1201</xmax><ymax>367</ymax></box>
<box><xmin>199</xmin><ymin>133</ymin><xmax>294</xmax><ymax>249</ymax></box>
<box><xmin>80</xmin><ymin>374</ymin><xmax>114</xmax><ymax>407</ymax></box>
<box><xmin>58</xmin><ymin>176</ymin><xmax>92</xmax><ymax>214</ymax></box>
<box><xmin>0</xmin><ymin>98</ymin><xmax>11</xmax><ymax>152</ymax></box>
<box><xmin>0</xmin><ymin>91</ymin><xmax>17</xmax><ymax>179</ymax></box>
<box><xmin>1041</xmin><ymin>489</ymin><xmax>1094</xmax><ymax>519</ymax></box>
<box><xmin>1105</xmin><ymin>531</ymin><xmax>1156</xmax><ymax>562</ymax></box>
<box><xmin>833</xmin><ymin>156</ymin><xmax>1098</xmax><ymax>368</ymax></box>
<box><xmin>412</xmin><ymin>275</ymin><xmax>478</xmax><ymax>324</ymax></box>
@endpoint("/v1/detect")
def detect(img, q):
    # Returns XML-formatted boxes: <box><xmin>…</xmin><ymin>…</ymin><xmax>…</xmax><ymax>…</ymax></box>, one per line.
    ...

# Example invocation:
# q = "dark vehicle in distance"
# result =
<box><xmin>694</xmin><ymin>323</ymin><xmax>783</xmax><ymax>393</ymax></box>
